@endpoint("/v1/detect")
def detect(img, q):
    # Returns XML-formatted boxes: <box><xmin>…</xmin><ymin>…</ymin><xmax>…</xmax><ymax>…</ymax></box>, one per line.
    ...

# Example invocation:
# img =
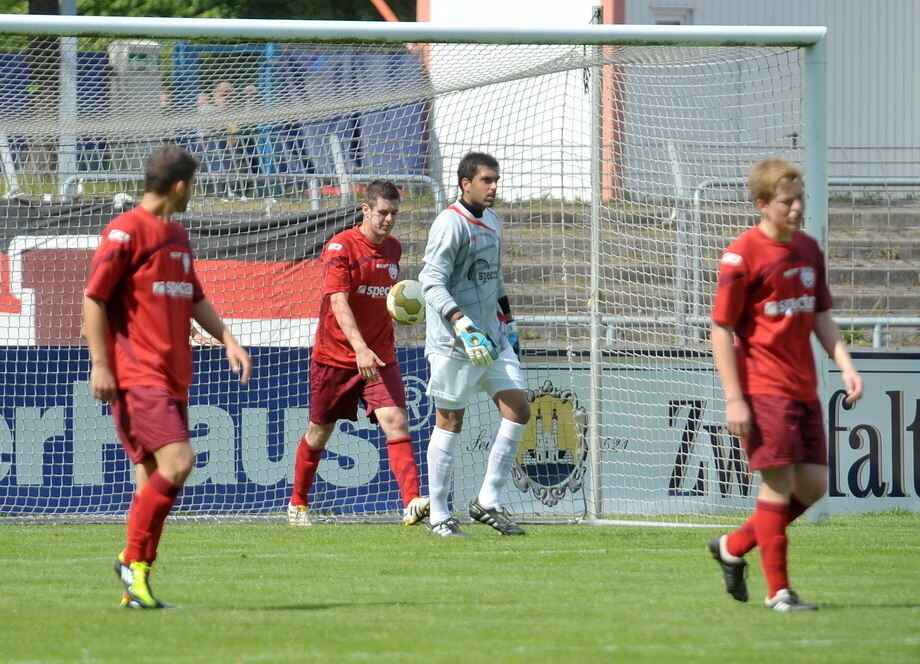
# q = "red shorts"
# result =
<box><xmin>111</xmin><ymin>386</ymin><xmax>190</xmax><ymax>464</ymax></box>
<box><xmin>743</xmin><ymin>395</ymin><xmax>827</xmax><ymax>471</ymax></box>
<box><xmin>309</xmin><ymin>361</ymin><xmax>407</xmax><ymax>424</ymax></box>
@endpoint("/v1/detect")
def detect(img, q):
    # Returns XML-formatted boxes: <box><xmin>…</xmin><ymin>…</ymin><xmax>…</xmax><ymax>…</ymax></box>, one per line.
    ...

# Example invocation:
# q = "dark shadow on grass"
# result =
<box><xmin>817</xmin><ymin>602</ymin><xmax>920</xmax><ymax>610</ymax></box>
<box><xmin>248</xmin><ymin>600</ymin><xmax>452</xmax><ymax>611</ymax></box>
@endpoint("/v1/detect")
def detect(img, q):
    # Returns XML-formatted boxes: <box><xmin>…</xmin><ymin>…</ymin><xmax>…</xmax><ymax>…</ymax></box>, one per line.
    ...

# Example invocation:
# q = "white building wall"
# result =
<box><xmin>427</xmin><ymin>0</ymin><xmax>600</xmax><ymax>200</ymax></box>
<box><xmin>426</xmin><ymin>0</ymin><xmax>917</xmax><ymax>193</ymax></box>
<box><xmin>626</xmin><ymin>0</ymin><xmax>920</xmax><ymax>174</ymax></box>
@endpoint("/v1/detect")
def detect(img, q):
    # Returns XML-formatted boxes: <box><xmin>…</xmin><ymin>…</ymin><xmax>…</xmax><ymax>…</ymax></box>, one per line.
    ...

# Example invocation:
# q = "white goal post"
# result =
<box><xmin>0</xmin><ymin>14</ymin><xmax>826</xmax><ymax>524</ymax></box>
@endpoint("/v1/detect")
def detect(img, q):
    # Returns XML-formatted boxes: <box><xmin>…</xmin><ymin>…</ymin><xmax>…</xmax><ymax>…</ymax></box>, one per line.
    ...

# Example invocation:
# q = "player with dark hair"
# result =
<box><xmin>419</xmin><ymin>151</ymin><xmax>530</xmax><ymax>537</ymax></box>
<box><xmin>143</xmin><ymin>143</ymin><xmax>199</xmax><ymax>194</ymax></box>
<box><xmin>708</xmin><ymin>157</ymin><xmax>863</xmax><ymax>611</ymax></box>
<box><xmin>84</xmin><ymin>143</ymin><xmax>252</xmax><ymax>609</ymax></box>
<box><xmin>287</xmin><ymin>179</ymin><xmax>430</xmax><ymax>527</ymax></box>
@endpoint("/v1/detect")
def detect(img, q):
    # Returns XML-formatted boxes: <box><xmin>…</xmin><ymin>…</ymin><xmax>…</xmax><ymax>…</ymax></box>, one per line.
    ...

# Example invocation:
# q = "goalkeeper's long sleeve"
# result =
<box><xmin>419</xmin><ymin>199</ymin><xmax>509</xmax><ymax>361</ymax></box>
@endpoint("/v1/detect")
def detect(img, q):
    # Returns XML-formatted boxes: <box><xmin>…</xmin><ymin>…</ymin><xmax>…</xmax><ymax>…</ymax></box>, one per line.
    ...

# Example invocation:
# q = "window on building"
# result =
<box><xmin>651</xmin><ymin>7</ymin><xmax>693</xmax><ymax>25</ymax></box>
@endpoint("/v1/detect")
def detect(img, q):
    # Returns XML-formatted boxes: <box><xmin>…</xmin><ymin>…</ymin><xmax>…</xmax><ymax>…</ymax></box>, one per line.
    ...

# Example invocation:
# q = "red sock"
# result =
<box><xmin>726</xmin><ymin>519</ymin><xmax>756</xmax><ymax>558</ymax></box>
<box><xmin>291</xmin><ymin>436</ymin><xmax>322</xmax><ymax>506</ymax></box>
<box><xmin>726</xmin><ymin>496</ymin><xmax>811</xmax><ymax>558</ymax></box>
<box><xmin>144</xmin><ymin>472</ymin><xmax>182</xmax><ymax>564</ymax></box>
<box><xmin>124</xmin><ymin>471</ymin><xmax>182</xmax><ymax>564</ymax></box>
<box><xmin>123</xmin><ymin>490</ymin><xmax>140</xmax><ymax>558</ymax></box>
<box><xmin>753</xmin><ymin>500</ymin><xmax>789</xmax><ymax>597</ymax></box>
<box><xmin>386</xmin><ymin>436</ymin><xmax>420</xmax><ymax>507</ymax></box>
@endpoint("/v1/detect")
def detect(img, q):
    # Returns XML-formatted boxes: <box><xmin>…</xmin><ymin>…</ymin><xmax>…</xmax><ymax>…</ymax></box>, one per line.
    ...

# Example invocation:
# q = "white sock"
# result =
<box><xmin>477</xmin><ymin>418</ymin><xmax>526</xmax><ymax>509</ymax></box>
<box><xmin>427</xmin><ymin>427</ymin><xmax>461</xmax><ymax>525</ymax></box>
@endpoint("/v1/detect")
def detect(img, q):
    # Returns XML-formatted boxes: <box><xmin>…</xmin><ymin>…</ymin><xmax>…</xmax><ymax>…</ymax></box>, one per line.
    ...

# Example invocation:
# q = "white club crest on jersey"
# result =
<box><xmin>800</xmin><ymin>267</ymin><xmax>816</xmax><ymax>288</ymax></box>
<box><xmin>375</xmin><ymin>263</ymin><xmax>399</xmax><ymax>280</ymax></box>
<box><xmin>108</xmin><ymin>229</ymin><xmax>131</xmax><ymax>243</ymax></box>
<box><xmin>720</xmin><ymin>252</ymin><xmax>743</xmax><ymax>266</ymax></box>
<box><xmin>328</xmin><ymin>242</ymin><xmax>343</xmax><ymax>251</ymax></box>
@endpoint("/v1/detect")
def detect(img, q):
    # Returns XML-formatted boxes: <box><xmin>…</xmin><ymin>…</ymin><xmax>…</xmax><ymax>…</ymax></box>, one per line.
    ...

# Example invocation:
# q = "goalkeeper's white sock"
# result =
<box><xmin>477</xmin><ymin>418</ymin><xmax>526</xmax><ymax>509</ymax></box>
<box><xmin>427</xmin><ymin>427</ymin><xmax>461</xmax><ymax>525</ymax></box>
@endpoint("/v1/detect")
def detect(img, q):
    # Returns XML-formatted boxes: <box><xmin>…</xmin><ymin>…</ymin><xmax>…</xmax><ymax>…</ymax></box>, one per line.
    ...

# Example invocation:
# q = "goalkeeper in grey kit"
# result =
<box><xmin>419</xmin><ymin>151</ymin><xmax>531</xmax><ymax>537</ymax></box>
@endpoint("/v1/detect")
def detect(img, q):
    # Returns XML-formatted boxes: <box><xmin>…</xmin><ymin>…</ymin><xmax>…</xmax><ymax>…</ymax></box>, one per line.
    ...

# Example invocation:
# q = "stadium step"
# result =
<box><xmin>826</xmin><ymin>206</ymin><xmax>920</xmax><ymax>231</ymax></box>
<box><xmin>400</xmin><ymin>202</ymin><xmax>920</xmax><ymax>346</ymax></box>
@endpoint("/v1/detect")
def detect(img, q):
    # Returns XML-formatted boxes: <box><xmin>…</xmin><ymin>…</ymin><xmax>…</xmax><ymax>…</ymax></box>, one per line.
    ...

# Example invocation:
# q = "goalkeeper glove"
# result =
<box><xmin>453</xmin><ymin>316</ymin><xmax>498</xmax><ymax>367</ymax></box>
<box><xmin>506</xmin><ymin>320</ymin><xmax>521</xmax><ymax>358</ymax></box>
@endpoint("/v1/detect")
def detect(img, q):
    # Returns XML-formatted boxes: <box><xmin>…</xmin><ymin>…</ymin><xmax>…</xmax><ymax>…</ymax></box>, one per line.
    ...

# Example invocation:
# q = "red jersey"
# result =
<box><xmin>711</xmin><ymin>226</ymin><xmax>832</xmax><ymax>401</ymax></box>
<box><xmin>311</xmin><ymin>225</ymin><xmax>400</xmax><ymax>369</ymax></box>
<box><xmin>84</xmin><ymin>206</ymin><xmax>204</xmax><ymax>399</ymax></box>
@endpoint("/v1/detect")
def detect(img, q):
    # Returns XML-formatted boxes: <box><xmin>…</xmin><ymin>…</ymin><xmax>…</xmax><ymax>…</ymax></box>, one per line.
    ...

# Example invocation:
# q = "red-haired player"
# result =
<box><xmin>708</xmin><ymin>157</ymin><xmax>863</xmax><ymax>611</ymax></box>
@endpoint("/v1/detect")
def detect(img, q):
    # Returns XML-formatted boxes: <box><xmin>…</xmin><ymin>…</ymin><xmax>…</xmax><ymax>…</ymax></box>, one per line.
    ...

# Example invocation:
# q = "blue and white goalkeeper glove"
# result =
<box><xmin>453</xmin><ymin>316</ymin><xmax>498</xmax><ymax>367</ymax></box>
<box><xmin>506</xmin><ymin>320</ymin><xmax>521</xmax><ymax>358</ymax></box>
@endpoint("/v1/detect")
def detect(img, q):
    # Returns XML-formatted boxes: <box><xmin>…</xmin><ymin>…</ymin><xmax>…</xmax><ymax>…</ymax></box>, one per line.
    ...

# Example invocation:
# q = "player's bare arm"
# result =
<box><xmin>191</xmin><ymin>325</ymin><xmax>221</xmax><ymax>346</ymax></box>
<box><xmin>82</xmin><ymin>294</ymin><xmax>117</xmax><ymax>402</ymax></box>
<box><xmin>330</xmin><ymin>291</ymin><xmax>384</xmax><ymax>382</ymax></box>
<box><xmin>192</xmin><ymin>299</ymin><xmax>252</xmax><ymax>385</ymax></box>
<box><xmin>711</xmin><ymin>321</ymin><xmax>751</xmax><ymax>438</ymax></box>
<box><xmin>814</xmin><ymin>310</ymin><xmax>864</xmax><ymax>404</ymax></box>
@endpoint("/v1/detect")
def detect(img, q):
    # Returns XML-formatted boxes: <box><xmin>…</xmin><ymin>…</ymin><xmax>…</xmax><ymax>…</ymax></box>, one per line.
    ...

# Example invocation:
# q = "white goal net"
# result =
<box><xmin>0</xmin><ymin>17</ymin><xmax>819</xmax><ymax>523</ymax></box>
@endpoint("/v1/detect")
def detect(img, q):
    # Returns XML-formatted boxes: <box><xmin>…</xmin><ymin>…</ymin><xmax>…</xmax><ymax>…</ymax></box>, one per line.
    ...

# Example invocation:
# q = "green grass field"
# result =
<box><xmin>2</xmin><ymin>513</ymin><xmax>918</xmax><ymax>664</ymax></box>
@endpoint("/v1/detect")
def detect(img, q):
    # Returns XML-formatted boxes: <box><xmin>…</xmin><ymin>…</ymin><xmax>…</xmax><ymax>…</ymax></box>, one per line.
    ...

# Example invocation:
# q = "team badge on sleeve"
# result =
<box><xmin>108</xmin><ymin>229</ymin><xmax>131</xmax><ymax>243</ymax></box>
<box><xmin>720</xmin><ymin>252</ymin><xmax>743</xmax><ymax>266</ymax></box>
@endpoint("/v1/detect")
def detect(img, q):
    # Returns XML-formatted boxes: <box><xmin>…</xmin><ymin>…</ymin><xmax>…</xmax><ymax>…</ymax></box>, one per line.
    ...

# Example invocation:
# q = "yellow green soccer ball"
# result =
<box><xmin>386</xmin><ymin>279</ymin><xmax>426</xmax><ymax>325</ymax></box>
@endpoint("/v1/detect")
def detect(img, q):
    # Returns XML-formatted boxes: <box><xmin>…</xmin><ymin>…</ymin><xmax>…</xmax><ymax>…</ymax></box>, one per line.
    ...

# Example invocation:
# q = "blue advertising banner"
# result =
<box><xmin>3</xmin><ymin>347</ymin><xmax>918</xmax><ymax>518</ymax></box>
<box><xmin>0</xmin><ymin>346</ymin><xmax>432</xmax><ymax>516</ymax></box>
